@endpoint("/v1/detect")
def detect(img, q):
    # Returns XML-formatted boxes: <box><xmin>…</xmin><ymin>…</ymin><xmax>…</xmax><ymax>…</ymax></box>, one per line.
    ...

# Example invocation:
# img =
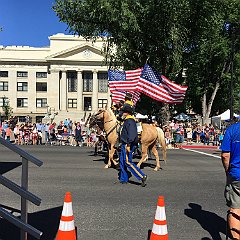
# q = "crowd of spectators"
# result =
<box><xmin>0</xmin><ymin>115</ymin><xmax>233</xmax><ymax>150</ymax></box>
<box><xmin>162</xmin><ymin>120</ymin><xmax>226</xmax><ymax>149</ymax></box>
<box><xmin>0</xmin><ymin>117</ymin><xmax>98</xmax><ymax>147</ymax></box>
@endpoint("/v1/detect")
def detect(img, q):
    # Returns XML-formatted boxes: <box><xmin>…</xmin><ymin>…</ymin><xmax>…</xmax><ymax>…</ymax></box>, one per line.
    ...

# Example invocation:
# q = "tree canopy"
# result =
<box><xmin>53</xmin><ymin>0</ymin><xmax>240</xmax><ymax>120</ymax></box>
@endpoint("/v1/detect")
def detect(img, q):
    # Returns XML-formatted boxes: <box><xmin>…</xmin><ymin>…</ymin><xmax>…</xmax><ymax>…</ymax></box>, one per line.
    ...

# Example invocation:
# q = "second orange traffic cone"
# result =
<box><xmin>150</xmin><ymin>196</ymin><xmax>168</xmax><ymax>240</ymax></box>
<box><xmin>56</xmin><ymin>192</ymin><xmax>77</xmax><ymax>240</ymax></box>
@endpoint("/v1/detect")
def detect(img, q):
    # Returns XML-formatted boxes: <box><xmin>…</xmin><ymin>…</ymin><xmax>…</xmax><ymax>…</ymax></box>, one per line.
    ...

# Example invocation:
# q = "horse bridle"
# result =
<box><xmin>91</xmin><ymin>109</ymin><xmax>118</xmax><ymax>139</ymax></box>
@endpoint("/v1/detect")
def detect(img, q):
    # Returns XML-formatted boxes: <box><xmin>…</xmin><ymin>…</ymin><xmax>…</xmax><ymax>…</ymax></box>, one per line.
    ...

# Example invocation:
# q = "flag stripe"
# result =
<box><xmin>139</xmin><ymin>78</ymin><xmax>185</xmax><ymax>100</ymax></box>
<box><xmin>138</xmin><ymin>78</ymin><xmax>185</xmax><ymax>103</ymax></box>
<box><xmin>161</xmin><ymin>75</ymin><xmax>188</xmax><ymax>92</ymax></box>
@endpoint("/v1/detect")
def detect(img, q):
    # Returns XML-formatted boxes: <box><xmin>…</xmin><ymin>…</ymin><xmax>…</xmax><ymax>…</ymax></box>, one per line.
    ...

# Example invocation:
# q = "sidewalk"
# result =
<box><xmin>181</xmin><ymin>141</ymin><xmax>219</xmax><ymax>150</ymax></box>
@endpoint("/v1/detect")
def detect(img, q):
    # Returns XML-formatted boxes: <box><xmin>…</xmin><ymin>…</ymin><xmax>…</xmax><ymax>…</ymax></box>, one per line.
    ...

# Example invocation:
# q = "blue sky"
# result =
<box><xmin>0</xmin><ymin>0</ymin><xmax>69</xmax><ymax>47</ymax></box>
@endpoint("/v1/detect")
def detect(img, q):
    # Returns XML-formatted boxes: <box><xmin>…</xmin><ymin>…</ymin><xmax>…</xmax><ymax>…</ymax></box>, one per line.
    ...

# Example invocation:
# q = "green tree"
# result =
<box><xmin>2</xmin><ymin>99</ymin><xmax>13</xmax><ymax>120</ymax></box>
<box><xmin>53</xmin><ymin>0</ymin><xmax>190</xmax><ymax>121</ymax></box>
<box><xmin>53</xmin><ymin>0</ymin><xmax>240</xmax><ymax>121</ymax></box>
<box><xmin>185</xmin><ymin>0</ymin><xmax>240</xmax><ymax>122</ymax></box>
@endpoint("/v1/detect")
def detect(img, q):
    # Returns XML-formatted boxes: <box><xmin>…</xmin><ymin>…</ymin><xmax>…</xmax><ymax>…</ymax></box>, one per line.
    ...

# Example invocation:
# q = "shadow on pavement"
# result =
<box><xmin>140</xmin><ymin>162</ymin><xmax>163</xmax><ymax>171</ymax></box>
<box><xmin>184</xmin><ymin>203</ymin><xmax>226</xmax><ymax>240</ymax></box>
<box><xmin>147</xmin><ymin>229</ymin><xmax>152</xmax><ymax>240</ymax></box>
<box><xmin>0</xmin><ymin>206</ymin><xmax>62</xmax><ymax>240</ymax></box>
<box><xmin>0</xmin><ymin>162</ymin><xmax>22</xmax><ymax>175</ymax></box>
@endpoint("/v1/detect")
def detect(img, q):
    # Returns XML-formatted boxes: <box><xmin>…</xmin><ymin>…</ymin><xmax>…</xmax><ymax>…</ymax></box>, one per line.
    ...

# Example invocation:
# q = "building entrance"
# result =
<box><xmin>84</xmin><ymin>97</ymin><xmax>92</xmax><ymax>111</ymax></box>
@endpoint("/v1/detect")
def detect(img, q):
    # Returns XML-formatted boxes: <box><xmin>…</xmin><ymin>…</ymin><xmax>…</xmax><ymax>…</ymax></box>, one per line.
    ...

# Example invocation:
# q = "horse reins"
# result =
<box><xmin>92</xmin><ymin>110</ymin><xmax>119</xmax><ymax>140</ymax></box>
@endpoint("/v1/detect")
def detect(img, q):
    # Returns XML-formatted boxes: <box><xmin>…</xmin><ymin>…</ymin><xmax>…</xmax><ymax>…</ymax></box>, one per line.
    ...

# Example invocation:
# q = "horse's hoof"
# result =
<box><xmin>104</xmin><ymin>164</ymin><xmax>110</xmax><ymax>169</ymax></box>
<box><xmin>137</xmin><ymin>164</ymin><xmax>140</xmax><ymax>168</ymax></box>
<box><xmin>154</xmin><ymin>167</ymin><xmax>160</xmax><ymax>171</ymax></box>
<box><xmin>115</xmin><ymin>163</ymin><xmax>120</xmax><ymax>169</ymax></box>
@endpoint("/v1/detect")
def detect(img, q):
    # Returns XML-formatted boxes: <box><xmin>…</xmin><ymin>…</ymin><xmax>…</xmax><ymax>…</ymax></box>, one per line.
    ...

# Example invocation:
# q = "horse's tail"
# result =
<box><xmin>156</xmin><ymin>127</ymin><xmax>167</xmax><ymax>161</ymax></box>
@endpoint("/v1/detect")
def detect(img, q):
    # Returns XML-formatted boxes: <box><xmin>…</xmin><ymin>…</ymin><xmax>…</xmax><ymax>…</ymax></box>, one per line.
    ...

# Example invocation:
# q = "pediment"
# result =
<box><xmin>46</xmin><ymin>43</ymin><xmax>104</xmax><ymax>61</ymax></box>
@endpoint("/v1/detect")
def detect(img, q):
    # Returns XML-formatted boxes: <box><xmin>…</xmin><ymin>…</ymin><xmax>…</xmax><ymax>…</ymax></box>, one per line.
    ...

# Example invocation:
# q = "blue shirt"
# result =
<box><xmin>220</xmin><ymin>122</ymin><xmax>240</xmax><ymax>180</ymax></box>
<box><xmin>120</xmin><ymin>117</ymin><xmax>138</xmax><ymax>146</ymax></box>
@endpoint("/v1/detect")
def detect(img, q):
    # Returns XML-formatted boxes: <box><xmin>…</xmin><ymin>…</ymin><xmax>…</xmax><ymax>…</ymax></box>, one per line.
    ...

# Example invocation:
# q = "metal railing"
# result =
<box><xmin>0</xmin><ymin>137</ymin><xmax>43</xmax><ymax>240</ymax></box>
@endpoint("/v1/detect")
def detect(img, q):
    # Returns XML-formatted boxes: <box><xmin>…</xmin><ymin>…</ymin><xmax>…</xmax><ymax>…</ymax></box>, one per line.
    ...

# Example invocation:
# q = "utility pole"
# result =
<box><xmin>229</xmin><ymin>21</ymin><xmax>240</xmax><ymax>120</ymax></box>
<box><xmin>230</xmin><ymin>27</ymin><xmax>234</xmax><ymax>120</ymax></box>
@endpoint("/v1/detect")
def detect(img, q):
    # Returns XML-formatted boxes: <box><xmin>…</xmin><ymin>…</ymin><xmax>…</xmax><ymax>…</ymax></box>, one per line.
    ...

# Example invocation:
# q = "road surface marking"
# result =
<box><xmin>183</xmin><ymin>148</ymin><xmax>221</xmax><ymax>159</ymax></box>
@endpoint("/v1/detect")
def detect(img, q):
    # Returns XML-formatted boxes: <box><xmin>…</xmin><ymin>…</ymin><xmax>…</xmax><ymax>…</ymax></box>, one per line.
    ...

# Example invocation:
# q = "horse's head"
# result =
<box><xmin>89</xmin><ymin>109</ymin><xmax>106</xmax><ymax>129</ymax></box>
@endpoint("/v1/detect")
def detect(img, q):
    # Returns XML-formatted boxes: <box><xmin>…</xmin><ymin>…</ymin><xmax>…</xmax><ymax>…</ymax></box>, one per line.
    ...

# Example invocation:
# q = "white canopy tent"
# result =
<box><xmin>135</xmin><ymin>113</ymin><xmax>148</xmax><ymax>119</ymax></box>
<box><xmin>212</xmin><ymin>109</ymin><xmax>238</xmax><ymax>121</ymax></box>
<box><xmin>211</xmin><ymin>109</ymin><xmax>238</xmax><ymax>128</ymax></box>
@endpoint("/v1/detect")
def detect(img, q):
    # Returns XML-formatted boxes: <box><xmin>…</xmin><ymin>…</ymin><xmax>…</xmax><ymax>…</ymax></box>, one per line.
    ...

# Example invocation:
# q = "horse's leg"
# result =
<box><xmin>137</xmin><ymin>144</ymin><xmax>148</xmax><ymax>169</ymax></box>
<box><xmin>151</xmin><ymin>144</ymin><xmax>161</xmax><ymax>171</ymax></box>
<box><xmin>104</xmin><ymin>145</ymin><xmax>118</xmax><ymax>168</ymax></box>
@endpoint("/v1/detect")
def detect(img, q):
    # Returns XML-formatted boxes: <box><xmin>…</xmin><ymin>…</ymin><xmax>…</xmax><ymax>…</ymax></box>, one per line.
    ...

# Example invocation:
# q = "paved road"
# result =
<box><xmin>0</xmin><ymin>145</ymin><xmax>227</xmax><ymax>240</ymax></box>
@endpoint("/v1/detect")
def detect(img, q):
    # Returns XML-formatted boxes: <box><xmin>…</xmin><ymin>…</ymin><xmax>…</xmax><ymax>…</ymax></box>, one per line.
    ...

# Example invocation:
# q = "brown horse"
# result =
<box><xmin>90</xmin><ymin>108</ymin><xmax>167</xmax><ymax>171</ymax></box>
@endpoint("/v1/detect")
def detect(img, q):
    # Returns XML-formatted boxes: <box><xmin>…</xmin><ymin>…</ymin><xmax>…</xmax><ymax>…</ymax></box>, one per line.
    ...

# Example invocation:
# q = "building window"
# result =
<box><xmin>17</xmin><ymin>71</ymin><xmax>28</xmax><ymax>78</ymax></box>
<box><xmin>83</xmin><ymin>71</ymin><xmax>93</xmax><ymax>92</ymax></box>
<box><xmin>36</xmin><ymin>72</ymin><xmax>47</xmax><ymax>78</ymax></box>
<box><xmin>98</xmin><ymin>99</ymin><xmax>108</xmax><ymax>109</ymax></box>
<box><xmin>0</xmin><ymin>97</ymin><xmax>8</xmax><ymax>107</ymax></box>
<box><xmin>98</xmin><ymin>72</ymin><xmax>108</xmax><ymax>92</ymax></box>
<box><xmin>17</xmin><ymin>98</ymin><xmax>28</xmax><ymax>107</ymax></box>
<box><xmin>68</xmin><ymin>99</ymin><xmax>77</xmax><ymax>108</ymax></box>
<box><xmin>36</xmin><ymin>98</ymin><xmax>47</xmax><ymax>108</ymax></box>
<box><xmin>84</xmin><ymin>97</ymin><xmax>92</xmax><ymax>111</ymax></box>
<box><xmin>17</xmin><ymin>82</ymin><xmax>28</xmax><ymax>91</ymax></box>
<box><xmin>67</xmin><ymin>71</ymin><xmax>77</xmax><ymax>92</ymax></box>
<box><xmin>36</xmin><ymin>82</ymin><xmax>47</xmax><ymax>92</ymax></box>
<box><xmin>0</xmin><ymin>71</ymin><xmax>8</xmax><ymax>77</ymax></box>
<box><xmin>0</xmin><ymin>82</ymin><xmax>8</xmax><ymax>91</ymax></box>
<box><xmin>36</xmin><ymin>116</ymin><xmax>45</xmax><ymax>123</ymax></box>
<box><xmin>18</xmin><ymin>116</ymin><xmax>27</xmax><ymax>122</ymax></box>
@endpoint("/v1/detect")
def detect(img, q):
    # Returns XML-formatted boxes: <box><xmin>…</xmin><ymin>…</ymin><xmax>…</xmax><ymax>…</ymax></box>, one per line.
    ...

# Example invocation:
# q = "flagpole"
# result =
<box><xmin>145</xmin><ymin>57</ymin><xmax>150</xmax><ymax>64</ymax></box>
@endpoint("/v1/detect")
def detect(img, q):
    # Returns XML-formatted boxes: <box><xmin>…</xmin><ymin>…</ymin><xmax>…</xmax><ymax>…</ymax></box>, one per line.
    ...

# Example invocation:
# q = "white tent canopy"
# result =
<box><xmin>212</xmin><ymin>109</ymin><xmax>238</xmax><ymax>121</ymax></box>
<box><xmin>135</xmin><ymin>113</ymin><xmax>148</xmax><ymax>119</ymax></box>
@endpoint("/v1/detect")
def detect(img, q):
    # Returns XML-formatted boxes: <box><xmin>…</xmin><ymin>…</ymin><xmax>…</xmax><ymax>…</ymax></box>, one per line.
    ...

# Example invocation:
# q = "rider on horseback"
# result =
<box><xmin>118</xmin><ymin>92</ymin><xmax>135</xmax><ymax>120</ymax></box>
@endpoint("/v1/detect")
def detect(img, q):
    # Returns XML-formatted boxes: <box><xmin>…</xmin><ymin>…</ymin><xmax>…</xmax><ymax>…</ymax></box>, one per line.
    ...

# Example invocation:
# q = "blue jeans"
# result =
<box><xmin>119</xmin><ymin>144</ymin><xmax>145</xmax><ymax>182</ymax></box>
<box><xmin>45</xmin><ymin>132</ymin><xmax>49</xmax><ymax>143</ymax></box>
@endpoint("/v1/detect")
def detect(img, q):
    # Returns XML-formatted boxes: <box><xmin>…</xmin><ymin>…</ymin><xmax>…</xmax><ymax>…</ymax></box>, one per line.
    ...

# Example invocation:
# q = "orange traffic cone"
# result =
<box><xmin>150</xmin><ymin>196</ymin><xmax>168</xmax><ymax>240</ymax></box>
<box><xmin>56</xmin><ymin>192</ymin><xmax>77</xmax><ymax>240</ymax></box>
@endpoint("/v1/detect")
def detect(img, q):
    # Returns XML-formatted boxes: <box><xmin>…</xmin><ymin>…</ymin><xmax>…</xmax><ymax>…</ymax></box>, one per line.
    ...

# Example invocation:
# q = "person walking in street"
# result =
<box><xmin>75</xmin><ymin>122</ymin><xmax>82</xmax><ymax>147</ymax></box>
<box><xmin>118</xmin><ymin>105</ymin><xmax>147</xmax><ymax>187</ymax></box>
<box><xmin>220</xmin><ymin>121</ymin><xmax>240</xmax><ymax>239</ymax></box>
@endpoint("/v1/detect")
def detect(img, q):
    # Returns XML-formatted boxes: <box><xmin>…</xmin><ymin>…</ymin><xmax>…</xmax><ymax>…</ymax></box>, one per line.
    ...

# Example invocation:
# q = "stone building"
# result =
<box><xmin>0</xmin><ymin>33</ymin><xmax>111</xmax><ymax>122</ymax></box>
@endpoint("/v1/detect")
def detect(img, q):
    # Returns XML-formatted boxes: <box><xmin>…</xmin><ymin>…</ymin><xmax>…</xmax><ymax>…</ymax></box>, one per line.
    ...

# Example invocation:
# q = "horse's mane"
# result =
<box><xmin>106</xmin><ymin>108</ymin><xmax>117</xmax><ymax>122</ymax></box>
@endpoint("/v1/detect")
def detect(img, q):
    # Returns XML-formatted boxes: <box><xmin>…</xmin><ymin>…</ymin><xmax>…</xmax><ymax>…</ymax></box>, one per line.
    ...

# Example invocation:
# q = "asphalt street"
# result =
<box><xmin>0</xmin><ymin>145</ymin><xmax>227</xmax><ymax>240</ymax></box>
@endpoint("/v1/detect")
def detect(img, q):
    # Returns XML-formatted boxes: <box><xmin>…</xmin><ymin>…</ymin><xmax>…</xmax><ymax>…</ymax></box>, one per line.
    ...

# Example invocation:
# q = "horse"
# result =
<box><xmin>89</xmin><ymin>108</ymin><xmax>167</xmax><ymax>171</ymax></box>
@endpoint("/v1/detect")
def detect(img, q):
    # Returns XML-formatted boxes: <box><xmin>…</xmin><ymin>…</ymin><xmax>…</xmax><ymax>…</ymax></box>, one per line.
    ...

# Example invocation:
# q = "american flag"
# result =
<box><xmin>108</xmin><ymin>68</ymin><xmax>142</xmax><ymax>104</ymax></box>
<box><xmin>138</xmin><ymin>64</ymin><xmax>187</xmax><ymax>104</ymax></box>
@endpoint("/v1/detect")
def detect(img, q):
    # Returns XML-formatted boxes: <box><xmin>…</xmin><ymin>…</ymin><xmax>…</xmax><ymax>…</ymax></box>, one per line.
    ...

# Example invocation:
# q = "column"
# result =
<box><xmin>77</xmin><ymin>70</ymin><xmax>83</xmax><ymax>111</ymax></box>
<box><xmin>27</xmin><ymin>70</ymin><xmax>36</xmax><ymax>113</ymax></box>
<box><xmin>61</xmin><ymin>70</ymin><xmax>67</xmax><ymax>111</ymax></box>
<box><xmin>48</xmin><ymin>68</ymin><xmax>59</xmax><ymax>111</ymax></box>
<box><xmin>92</xmin><ymin>70</ymin><xmax>98</xmax><ymax>111</ymax></box>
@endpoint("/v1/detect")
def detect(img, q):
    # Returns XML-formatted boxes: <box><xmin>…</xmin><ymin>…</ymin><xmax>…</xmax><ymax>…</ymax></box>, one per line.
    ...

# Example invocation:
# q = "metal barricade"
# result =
<box><xmin>0</xmin><ymin>137</ymin><xmax>43</xmax><ymax>240</ymax></box>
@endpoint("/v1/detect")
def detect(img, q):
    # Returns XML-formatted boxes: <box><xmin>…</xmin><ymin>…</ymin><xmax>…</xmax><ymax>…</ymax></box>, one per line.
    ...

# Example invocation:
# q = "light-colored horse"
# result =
<box><xmin>90</xmin><ymin>108</ymin><xmax>167</xmax><ymax>171</ymax></box>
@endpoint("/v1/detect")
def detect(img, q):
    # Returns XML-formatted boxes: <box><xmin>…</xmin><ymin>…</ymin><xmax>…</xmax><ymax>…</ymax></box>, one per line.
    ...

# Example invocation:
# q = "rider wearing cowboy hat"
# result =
<box><xmin>118</xmin><ymin>92</ymin><xmax>135</xmax><ymax>120</ymax></box>
<box><xmin>118</xmin><ymin>104</ymin><xmax>147</xmax><ymax>187</ymax></box>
